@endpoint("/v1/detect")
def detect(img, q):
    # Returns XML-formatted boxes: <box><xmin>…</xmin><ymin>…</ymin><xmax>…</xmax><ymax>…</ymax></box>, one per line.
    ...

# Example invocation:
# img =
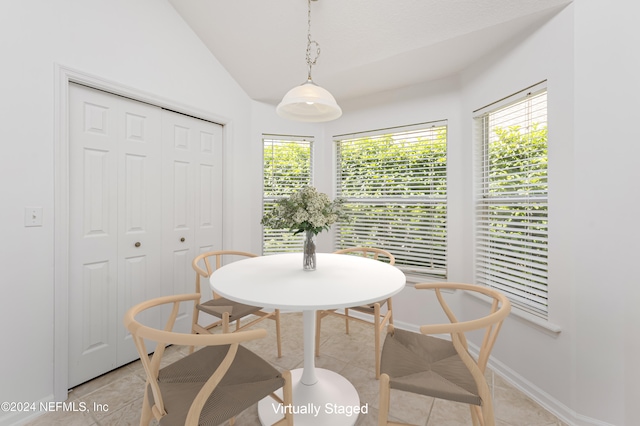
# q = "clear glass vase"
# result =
<box><xmin>303</xmin><ymin>230</ymin><xmax>317</xmax><ymax>271</ymax></box>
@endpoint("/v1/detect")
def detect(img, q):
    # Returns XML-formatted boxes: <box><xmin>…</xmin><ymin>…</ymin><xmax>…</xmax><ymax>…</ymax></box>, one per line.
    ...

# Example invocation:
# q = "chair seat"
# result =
<box><xmin>152</xmin><ymin>345</ymin><xmax>284</xmax><ymax>425</ymax></box>
<box><xmin>197</xmin><ymin>297</ymin><xmax>263</xmax><ymax>320</ymax></box>
<box><xmin>380</xmin><ymin>328</ymin><xmax>482</xmax><ymax>406</ymax></box>
<box><xmin>349</xmin><ymin>298</ymin><xmax>388</xmax><ymax>314</ymax></box>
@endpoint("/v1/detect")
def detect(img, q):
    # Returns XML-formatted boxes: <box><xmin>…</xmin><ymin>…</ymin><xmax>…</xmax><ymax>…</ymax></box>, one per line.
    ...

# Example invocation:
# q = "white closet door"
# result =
<box><xmin>161</xmin><ymin>110</ymin><xmax>223</xmax><ymax>333</ymax></box>
<box><xmin>68</xmin><ymin>84</ymin><xmax>162</xmax><ymax>387</ymax></box>
<box><xmin>68</xmin><ymin>84</ymin><xmax>223</xmax><ymax>387</ymax></box>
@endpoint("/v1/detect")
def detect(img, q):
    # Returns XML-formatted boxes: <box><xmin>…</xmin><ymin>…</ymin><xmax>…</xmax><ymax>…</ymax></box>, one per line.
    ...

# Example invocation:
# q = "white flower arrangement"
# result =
<box><xmin>261</xmin><ymin>186</ymin><xmax>349</xmax><ymax>235</ymax></box>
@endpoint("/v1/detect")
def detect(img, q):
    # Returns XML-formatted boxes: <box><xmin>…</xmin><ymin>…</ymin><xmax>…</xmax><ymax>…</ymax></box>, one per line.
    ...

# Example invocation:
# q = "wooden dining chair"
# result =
<box><xmin>378</xmin><ymin>283</ymin><xmax>511</xmax><ymax>426</ymax></box>
<box><xmin>315</xmin><ymin>247</ymin><xmax>396</xmax><ymax>378</ymax></box>
<box><xmin>191</xmin><ymin>250</ymin><xmax>282</xmax><ymax>357</ymax></box>
<box><xmin>123</xmin><ymin>293</ymin><xmax>293</xmax><ymax>426</ymax></box>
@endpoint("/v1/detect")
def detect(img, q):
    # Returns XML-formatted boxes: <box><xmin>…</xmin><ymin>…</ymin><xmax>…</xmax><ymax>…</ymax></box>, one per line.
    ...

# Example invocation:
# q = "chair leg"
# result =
<box><xmin>387</xmin><ymin>297</ymin><xmax>394</xmax><ymax>326</ymax></box>
<box><xmin>139</xmin><ymin>385</ymin><xmax>152</xmax><ymax>426</ymax></box>
<box><xmin>374</xmin><ymin>304</ymin><xmax>381</xmax><ymax>379</ymax></box>
<box><xmin>481</xmin><ymin>393</ymin><xmax>495</xmax><ymax>426</ymax></box>
<box><xmin>189</xmin><ymin>307</ymin><xmax>199</xmax><ymax>354</ymax></box>
<box><xmin>345</xmin><ymin>308</ymin><xmax>350</xmax><ymax>335</ymax></box>
<box><xmin>315</xmin><ymin>311</ymin><xmax>322</xmax><ymax>357</ymax></box>
<box><xmin>282</xmin><ymin>370</ymin><xmax>294</xmax><ymax>426</ymax></box>
<box><xmin>273</xmin><ymin>370</ymin><xmax>294</xmax><ymax>426</ymax></box>
<box><xmin>378</xmin><ymin>373</ymin><xmax>391</xmax><ymax>426</ymax></box>
<box><xmin>275</xmin><ymin>309</ymin><xmax>282</xmax><ymax>358</ymax></box>
<box><xmin>475</xmin><ymin>372</ymin><xmax>494</xmax><ymax>426</ymax></box>
<box><xmin>470</xmin><ymin>405</ymin><xmax>482</xmax><ymax>426</ymax></box>
<box><xmin>222</xmin><ymin>312</ymin><xmax>230</xmax><ymax>333</ymax></box>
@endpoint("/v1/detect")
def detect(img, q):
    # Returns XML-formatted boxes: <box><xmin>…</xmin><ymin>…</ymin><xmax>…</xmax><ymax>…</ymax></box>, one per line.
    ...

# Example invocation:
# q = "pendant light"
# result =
<box><xmin>276</xmin><ymin>0</ymin><xmax>342</xmax><ymax>122</ymax></box>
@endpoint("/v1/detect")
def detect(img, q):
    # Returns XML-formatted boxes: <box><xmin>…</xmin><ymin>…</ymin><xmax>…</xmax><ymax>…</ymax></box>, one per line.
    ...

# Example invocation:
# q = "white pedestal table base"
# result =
<box><xmin>258</xmin><ymin>368</ymin><xmax>361</xmax><ymax>426</ymax></box>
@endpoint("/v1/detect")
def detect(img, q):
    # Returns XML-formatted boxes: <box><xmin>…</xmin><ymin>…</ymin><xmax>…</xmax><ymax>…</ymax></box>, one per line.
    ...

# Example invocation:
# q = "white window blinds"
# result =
<box><xmin>335</xmin><ymin>122</ymin><xmax>447</xmax><ymax>278</ymax></box>
<box><xmin>262</xmin><ymin>135</ymin><xmax>313</xmax><ymax>254</ymax></box>
<box><xmin>474</xmin><ymin>83</ymin><xmax>548</xmax><ymax>317</ymax></box>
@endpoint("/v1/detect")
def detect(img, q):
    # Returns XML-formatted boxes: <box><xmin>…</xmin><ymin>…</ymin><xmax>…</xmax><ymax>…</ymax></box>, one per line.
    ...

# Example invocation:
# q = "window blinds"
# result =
<box><xmin>262</xmin><ymin>135</ymin><xmax>313</xmax><ymax>254</ymax></box>
<box><xmin>474</xmin><ymin>85</ymin><xmax>549</xmax><ymax>317</ymax></box>
<box><xmin>335</xmin><ymin>122</ymin><xmax>447</xmax><ymax>278</ymax></box>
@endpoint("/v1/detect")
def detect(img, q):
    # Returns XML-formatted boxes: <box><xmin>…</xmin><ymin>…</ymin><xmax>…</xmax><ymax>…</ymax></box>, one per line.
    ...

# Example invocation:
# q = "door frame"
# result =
<box><xmin>53</xmin><ymin>65</ymin><xmax>231</xmax><ymax>400</ymax></box>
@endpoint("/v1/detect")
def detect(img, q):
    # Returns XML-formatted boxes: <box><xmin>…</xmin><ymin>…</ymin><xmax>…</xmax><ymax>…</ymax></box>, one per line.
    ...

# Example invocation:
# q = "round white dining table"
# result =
<box><xmin>209</xmin><ymin>252</ymin><xmax>406</xmax><ymax>426</ymax></box>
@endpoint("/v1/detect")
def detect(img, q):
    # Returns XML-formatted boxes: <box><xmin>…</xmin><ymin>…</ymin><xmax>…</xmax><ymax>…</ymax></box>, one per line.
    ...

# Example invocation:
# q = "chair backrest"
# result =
<box><xmin>334</xmin><ymin>247</ymin><xmax>395</xmax><ymax>265</ymax></box>
<box><xmin>415</xmin><ymin>282</ymin><xmax>511</xmax><ymax>376</ymax></box>
<box><xmin>123</xmin><ymin>293</ymin><xmax>267</xmax><ymax>425</ymax></box>
<box><xmin>192</xmin><ymin>250</ymin><xmax>258</xmax><ymax>297</ymax></box>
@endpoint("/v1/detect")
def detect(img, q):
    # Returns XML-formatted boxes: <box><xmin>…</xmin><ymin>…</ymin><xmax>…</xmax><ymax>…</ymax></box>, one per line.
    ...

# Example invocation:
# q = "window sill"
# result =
<box><xmin>403</xmin><ymin>274</ymin><xmax>447</xmax><ymax>286</ymax></box>
<box><xmin>466</xmin><ymin>290</ymin><xmax>562</xmax><ymax>334</ymax></box>
<box><xmin>401</xmin><ymin>276</ymin><xmax>561</xmax><ymax>334</ymax></box>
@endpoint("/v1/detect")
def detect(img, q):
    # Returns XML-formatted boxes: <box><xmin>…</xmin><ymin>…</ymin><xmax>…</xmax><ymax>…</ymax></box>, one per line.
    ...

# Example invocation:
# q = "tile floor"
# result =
<box><xmin>25</xmin><ymin>312</ymin><xmax>567</xmax><ymax>426</ymax></box>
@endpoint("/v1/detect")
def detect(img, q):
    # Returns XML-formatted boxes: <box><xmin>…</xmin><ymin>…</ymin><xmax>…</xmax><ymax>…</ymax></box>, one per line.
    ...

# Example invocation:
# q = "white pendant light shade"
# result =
<box><xmin>276</xmin><ymin>80</ymin><xmax>342</xmax><ymax>122</ymax></box>
<box><xmin>276</xmin><ymin>0</ymin><xmax>341</xmax><ymax>123</ymax></box>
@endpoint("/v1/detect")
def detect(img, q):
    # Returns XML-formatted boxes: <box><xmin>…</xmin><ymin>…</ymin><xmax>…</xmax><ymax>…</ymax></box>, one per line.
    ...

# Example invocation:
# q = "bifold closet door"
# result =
<box><xmin>68</xmin><ymin>84</ymin><xmax>163</xmax><ymax>387</ymax></box>
<box><xmin>161</xmin><ymin>110</ymin><xmax>223</xmax><ymax>334</ymax></box>
<box><xmin>68</xmin><ymin>84</ymin><xmax>223</xmax><ymax>387</ymax></box>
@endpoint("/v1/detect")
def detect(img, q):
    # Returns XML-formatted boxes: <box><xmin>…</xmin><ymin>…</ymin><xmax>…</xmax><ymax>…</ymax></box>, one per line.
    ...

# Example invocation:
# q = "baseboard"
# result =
<box><xmin>483</xmin><ymin>354</ymin><xmax>615</xmax><ymax>426</ymax></box>
<box><xmin>389</xmin><ymin>318</ymin><xmax>421</xmax><ymax>333</ymax></box>
<box><xmin>0</xmin><ymin>394</ymin><xmax>54</xmax><ymax>426</ymax></box>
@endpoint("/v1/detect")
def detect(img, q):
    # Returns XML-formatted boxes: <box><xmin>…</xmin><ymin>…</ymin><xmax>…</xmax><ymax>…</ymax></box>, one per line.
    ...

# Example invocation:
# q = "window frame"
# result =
<box><xmin>261</xmin><ymin>134</ymin><xmax>314</xmax><ymax>255</ymax></box>
<box><xmin>473</xmin><ymin>81</ymin><xmax>549</xmax><ymax>318</ymax></box>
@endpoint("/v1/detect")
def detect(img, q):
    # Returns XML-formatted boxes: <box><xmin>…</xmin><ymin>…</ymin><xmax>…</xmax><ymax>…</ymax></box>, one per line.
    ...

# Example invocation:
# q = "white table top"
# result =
<box><xmin>209</xmin><ymin>252</ymin><xmax>406</xmax><ymax>311</ymax></box>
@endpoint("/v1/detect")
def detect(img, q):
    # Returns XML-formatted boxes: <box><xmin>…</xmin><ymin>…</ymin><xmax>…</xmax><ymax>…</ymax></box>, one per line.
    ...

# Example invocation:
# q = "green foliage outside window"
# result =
<box><xmin>336</xmin><ymin>128</ymin><xmax>448</xmax><ymax>276</ymax></box>
<box><xmin>484</xmin><ymin>123</ymin><xmax>548</xmax><ymax>251</ymax></box>
<box><xmin>478</xmin><ymin>118</ymin><xmax>549</xmax><ymax>315</ymax></box>
<box><xmin>264</xmin><ymin>141</ymin><xmax>311</xmax><ymax>198</ymax></box>
<box><xmin>487</xmin><ymin>123</ymin><xmax>548</xmax><ymax>196</ymax></box>
<box><xmin>263</xmin><ymin>139</ymin><xmax>313</xmax><ymax>254</ymax></box>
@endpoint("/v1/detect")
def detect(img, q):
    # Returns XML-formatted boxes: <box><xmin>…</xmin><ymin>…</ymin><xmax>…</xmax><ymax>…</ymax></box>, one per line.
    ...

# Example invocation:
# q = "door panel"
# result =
<box><xmin>69</xmin><ymin>85</ymin><xmax>119</xmax><ymax>387</ymax></box>
<box><xmin>194</xmin><ymin>122</ymin><xmax>223</xmax><ymax>256</ymax></box>
<box><xmin>115</xmin><ymin>97</ymin><xmax>162</xmax><ymax>366</ymax></box>
<box><xmin>194</xmin><ymin>123</ymin><xmax>223</xmax><ymax>300</ymax></box>
<box><xmin>161</xmin><ymin>110</ymin><xmax>223</xmax><ymax>332</ymax></box>
<box><xmin>80</xmin><ymin>261</ymin><xmax>111</xmax><ymax>355</ymax></box>
<box><xmin>162</xmin><ymin>111</ymin><xmax>196</xmax><ymax>332</ymax></box>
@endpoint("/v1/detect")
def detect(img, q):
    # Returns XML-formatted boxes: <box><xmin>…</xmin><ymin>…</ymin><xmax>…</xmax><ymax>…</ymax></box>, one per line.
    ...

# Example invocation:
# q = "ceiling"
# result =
<box><xmin>168</xmin><ymin>0</ymin><xmax>572</xmax><ymax>106</ymax></box>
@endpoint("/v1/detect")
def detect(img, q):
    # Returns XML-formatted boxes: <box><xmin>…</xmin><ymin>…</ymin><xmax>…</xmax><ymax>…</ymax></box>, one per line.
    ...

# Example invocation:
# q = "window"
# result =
<box><xmin>334</xmin><ymin>122</ymin><xmax>447</xmax><ymax>278</ymax></box>
<box><xmin>262</xmin><ymin>134</ymin><xmax>313</xmax><ymax>254</ymax></box>
<box><xmin>474</xmin><ymin>82</ymin><xmax>548</xmax><ymax>317</ymax></box>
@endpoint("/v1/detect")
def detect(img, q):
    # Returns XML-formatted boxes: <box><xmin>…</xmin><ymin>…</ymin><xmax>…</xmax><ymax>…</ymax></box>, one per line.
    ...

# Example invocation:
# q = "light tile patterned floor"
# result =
<box><xmin>25</xmin><ymin>313</ymin><xmax>567</xmax><ymax>426</ymax></box>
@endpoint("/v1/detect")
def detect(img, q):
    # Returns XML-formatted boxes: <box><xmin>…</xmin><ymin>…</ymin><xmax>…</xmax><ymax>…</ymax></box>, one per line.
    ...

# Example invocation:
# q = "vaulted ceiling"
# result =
<box><xmin>168</xmin><ymin>0</ymin><xmax>572</xmax><ymax>105</ymax></box>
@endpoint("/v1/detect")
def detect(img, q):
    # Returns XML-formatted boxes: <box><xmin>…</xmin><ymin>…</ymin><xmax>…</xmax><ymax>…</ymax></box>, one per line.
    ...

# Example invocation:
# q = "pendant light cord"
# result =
<box><xmin>305</xmin><ymin>0</ymin><xmax>321</xmax><ymax>81</ymax></box>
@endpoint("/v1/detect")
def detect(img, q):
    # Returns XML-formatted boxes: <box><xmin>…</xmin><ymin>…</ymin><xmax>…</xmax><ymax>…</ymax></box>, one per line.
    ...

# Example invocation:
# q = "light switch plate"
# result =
<box><xmin>25</xmin><ymin>207</ymin><xmax>43</xmax><ymax>227</ymax></box>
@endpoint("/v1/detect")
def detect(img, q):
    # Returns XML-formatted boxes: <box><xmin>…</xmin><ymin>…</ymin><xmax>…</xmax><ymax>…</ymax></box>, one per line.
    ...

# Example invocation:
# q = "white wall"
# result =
<box><xmin>572</xmin><ymin>1</ymin><xmax>640</xmax><ymax>425</ymax></box>
<box><xmin>0</xmin><ymin>1</ymin><xmax>252</xmax><ymax>425</ymax></box>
